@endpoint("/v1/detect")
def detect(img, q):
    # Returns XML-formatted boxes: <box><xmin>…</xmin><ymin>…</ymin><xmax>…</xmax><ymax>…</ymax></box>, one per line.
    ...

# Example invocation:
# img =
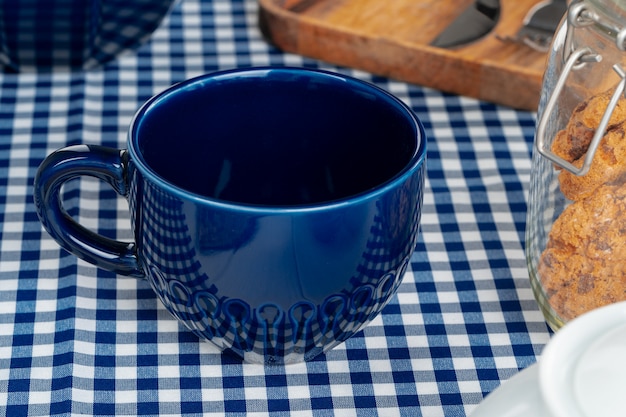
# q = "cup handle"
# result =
<box><xmin>33</xmin><ymin>144</ymin><xmax>144</xmax><ymax>278</ymax></box>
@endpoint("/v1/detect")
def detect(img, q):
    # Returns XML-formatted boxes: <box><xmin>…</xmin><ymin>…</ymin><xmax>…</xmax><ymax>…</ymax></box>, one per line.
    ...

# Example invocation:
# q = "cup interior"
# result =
<box><xmin>132</xmin><ymin>68</ymin><xmax>422</xmax><ymax>206</ymax></box>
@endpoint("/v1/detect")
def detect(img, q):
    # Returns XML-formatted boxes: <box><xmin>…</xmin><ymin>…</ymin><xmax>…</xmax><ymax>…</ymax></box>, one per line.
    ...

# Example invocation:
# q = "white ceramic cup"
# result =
<box><xmin>471</xmin><ymin>301</ymin><xmax>626</xmax><ymax>417</ymax></box>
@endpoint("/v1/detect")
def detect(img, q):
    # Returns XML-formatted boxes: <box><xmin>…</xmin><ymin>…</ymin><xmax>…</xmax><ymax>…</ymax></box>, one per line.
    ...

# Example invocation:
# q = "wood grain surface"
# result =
<box><xmin>259</xmin><ymin>0</ymin><xmax>555</xmax><ymax>110</ymax></box>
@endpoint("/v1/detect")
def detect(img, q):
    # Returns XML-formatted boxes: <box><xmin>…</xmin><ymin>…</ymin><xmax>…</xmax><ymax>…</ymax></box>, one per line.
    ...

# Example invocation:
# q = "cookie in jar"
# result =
<box><xmin>527</xmin><ymin>0</ymin><xmax>626</xmax><ymax>331</ymax></box>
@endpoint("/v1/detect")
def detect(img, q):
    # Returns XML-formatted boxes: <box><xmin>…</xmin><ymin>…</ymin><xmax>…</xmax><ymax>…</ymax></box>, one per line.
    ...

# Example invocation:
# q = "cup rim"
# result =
<box><xmin>539</xmin><ymin>301</ymin><xmax>626</xmax><ymax>417</ymax></box>
<box><xmin>126</xmin><ymin>66</ymin><xmax>426</xmax><ymax>214</ymax></box>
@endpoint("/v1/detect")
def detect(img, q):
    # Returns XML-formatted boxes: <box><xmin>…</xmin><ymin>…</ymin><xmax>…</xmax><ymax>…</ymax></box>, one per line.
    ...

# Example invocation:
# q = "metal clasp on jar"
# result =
<box><xmin>536</xmin><ymin>0</ymin><xmax>626</xmax><ymax>176</ymax></box>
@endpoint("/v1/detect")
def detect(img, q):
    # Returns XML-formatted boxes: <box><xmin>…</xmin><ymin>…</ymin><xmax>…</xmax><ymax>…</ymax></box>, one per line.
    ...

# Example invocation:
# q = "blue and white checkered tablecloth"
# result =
<box><xmin>0</xmin><ymin>0</ymin><xmax>551</xmax><ymax>415</ymax></box>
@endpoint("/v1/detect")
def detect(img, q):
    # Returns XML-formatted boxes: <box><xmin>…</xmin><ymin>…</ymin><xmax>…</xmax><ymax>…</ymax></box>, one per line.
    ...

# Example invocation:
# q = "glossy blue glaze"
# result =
<box><xmin>0</xmin><ymin>0</ymin><xmax>175</xmax><ymax>72</ymax></box>
<box><xmin>34</xmin><ymin>67</ymin><xmax>426</xmax><ymax>364</ymax></box>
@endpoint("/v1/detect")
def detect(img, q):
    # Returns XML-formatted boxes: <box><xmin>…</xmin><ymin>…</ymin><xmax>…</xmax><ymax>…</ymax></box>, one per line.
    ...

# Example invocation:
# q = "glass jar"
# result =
<box><xmin>527</xmin><ymin>0</ymin><xmax>626</xmax><ymax>330</ymax></box>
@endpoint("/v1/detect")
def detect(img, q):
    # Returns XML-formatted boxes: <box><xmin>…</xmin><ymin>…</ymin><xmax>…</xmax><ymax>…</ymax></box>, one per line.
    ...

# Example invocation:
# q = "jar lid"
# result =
<box><xmin>540</xmin><ymin>301</ymin><xmax>626</xmax><ymax>417</ymax></box>
<box><xmin>586</xmin><ymin>0</ymin><xmax>626</xmax><ymax>21</ymax></box>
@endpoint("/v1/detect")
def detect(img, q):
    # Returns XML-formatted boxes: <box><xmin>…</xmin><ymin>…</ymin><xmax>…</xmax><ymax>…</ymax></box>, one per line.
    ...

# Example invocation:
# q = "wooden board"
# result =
<box><xmin>259</xmin><ymin>0</ymin><xmax>554</xmax><ymax>110</ymax></box>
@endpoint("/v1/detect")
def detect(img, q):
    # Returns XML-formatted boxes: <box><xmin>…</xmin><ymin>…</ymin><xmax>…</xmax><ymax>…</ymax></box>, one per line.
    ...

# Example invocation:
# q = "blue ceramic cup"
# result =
<box><xmin>0</xmin><ymin>0</ymin><xmax>175</xmax><ymax>72</ymax></box>
<box><xmin>34</xmin><ymin>67</ymin><xmax>426</xmax><ymax>364</ymax></box>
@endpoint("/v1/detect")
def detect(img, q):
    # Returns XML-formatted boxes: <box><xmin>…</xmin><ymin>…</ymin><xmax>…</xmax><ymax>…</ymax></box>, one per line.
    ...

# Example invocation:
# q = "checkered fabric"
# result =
<box><xmin>0</xmin><ymin>0</ymin><xmax>551</xmax><ymax>416</ymax></box>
